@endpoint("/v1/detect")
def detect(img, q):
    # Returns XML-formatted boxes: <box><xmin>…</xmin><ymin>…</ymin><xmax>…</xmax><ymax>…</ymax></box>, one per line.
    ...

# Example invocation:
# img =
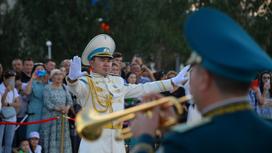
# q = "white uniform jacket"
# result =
<box><xmin>67</xmin><ymin>73</ymin><xmax>173</xmax><ymax>153</ymax></box>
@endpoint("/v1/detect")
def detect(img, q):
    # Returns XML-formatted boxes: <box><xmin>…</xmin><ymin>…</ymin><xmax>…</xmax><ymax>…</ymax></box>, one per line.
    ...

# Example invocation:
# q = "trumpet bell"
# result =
<box><xmin>76</xmin><ymin>110</ymin><xmax>104</xmax><ymax>141</ymax></box>
<box><xmin>76</xmin><ymin>95</ymin><xmax>192</xmax><ymax>141</ymax></box>
<box><xmin>81</xmin><ymin>125</ymin><xmax>102</xmax><ymax>141</ymax></box>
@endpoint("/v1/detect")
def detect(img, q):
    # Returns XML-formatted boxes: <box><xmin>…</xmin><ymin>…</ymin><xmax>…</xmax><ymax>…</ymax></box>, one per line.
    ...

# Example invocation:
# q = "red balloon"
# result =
<box><xmin>100</xmin><ymin>22</ymin><xmax>110</xmax><ymax>32</ymax></box>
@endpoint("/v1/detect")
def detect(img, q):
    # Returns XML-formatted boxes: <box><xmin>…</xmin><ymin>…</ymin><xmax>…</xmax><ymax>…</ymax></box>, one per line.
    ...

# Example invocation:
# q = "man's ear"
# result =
<box><xmin>198</xmin><ymin>68</ymin><xmax>213</xmax><ymax>91</ymax></box>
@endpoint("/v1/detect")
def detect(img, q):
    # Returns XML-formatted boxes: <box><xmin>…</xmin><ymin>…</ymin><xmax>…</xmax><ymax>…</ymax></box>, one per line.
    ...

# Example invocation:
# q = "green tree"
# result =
<box><xmin>0</xmin><ymin>0</ymin><xmax>271</xmax><ymax>71</ymax></box>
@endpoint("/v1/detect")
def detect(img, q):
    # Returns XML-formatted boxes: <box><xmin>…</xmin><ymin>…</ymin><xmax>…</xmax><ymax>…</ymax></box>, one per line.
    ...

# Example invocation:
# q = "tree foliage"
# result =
<box><xmin>0</xmin><ymin>0</ymin><xmax>271</xmax><ymax>70</ymax></box>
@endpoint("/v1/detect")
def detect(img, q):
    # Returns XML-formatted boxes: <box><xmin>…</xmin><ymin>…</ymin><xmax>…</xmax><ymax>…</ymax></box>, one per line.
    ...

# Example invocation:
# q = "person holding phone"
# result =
<box><xmin>255</xmin><ymin>71</ymin><xmax>272</xmax><ymax>118</ymax></box>
<box><xmin>25</xmin><ymin>63</ymin><xmax>48</xmax><ymax>137</ymax></box>
<box><xmin>0</xmin><ymin>69</ymin><xmax>20</xmax><ymax>153</ymax></box>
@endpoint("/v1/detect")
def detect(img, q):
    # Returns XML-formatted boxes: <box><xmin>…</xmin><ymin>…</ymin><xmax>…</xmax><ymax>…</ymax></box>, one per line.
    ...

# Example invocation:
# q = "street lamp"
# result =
<box><xmin>46</xmin><ymin>40</ymin><xmax>52</xmax><ymax>59</ymax></box>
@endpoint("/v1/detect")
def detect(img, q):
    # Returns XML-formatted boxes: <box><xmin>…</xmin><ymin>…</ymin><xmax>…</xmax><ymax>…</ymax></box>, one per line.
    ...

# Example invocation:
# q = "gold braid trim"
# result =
<box><xmin>130</xmin><ymin>143</ymin><xmax>154</xmax><ymax>153</ymax></box>
<box><xmin>159</xmin><ymin>81</ymin><xmax>167</xmax><ymax>91</ymax></box>
<box><xmin>204</xmin><ymin>102</ymin><xmax>251</xmax><ymax>118</ymax></box>
<box><xmin>86</xmin><ymin>77</ymin><xmax>113</xmax><ymax>113</ymax></box>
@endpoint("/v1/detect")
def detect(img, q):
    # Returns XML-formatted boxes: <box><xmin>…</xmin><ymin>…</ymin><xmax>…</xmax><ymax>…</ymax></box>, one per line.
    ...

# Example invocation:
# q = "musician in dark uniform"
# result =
<box><xmin>130</xmin><ymin>8</ymin><xmax>272</xmax><ymax>153</ymax></box>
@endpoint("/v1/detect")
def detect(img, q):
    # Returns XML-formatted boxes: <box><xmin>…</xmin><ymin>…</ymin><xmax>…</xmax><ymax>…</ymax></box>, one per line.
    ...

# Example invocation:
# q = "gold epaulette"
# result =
<box><xmin>171</xmin><ymin>117</ymin><xmax>211</xmax><ymax>133</ymax></box>
<box><xmin>261</xmin><ymin>116</ymin><xmax>272</xmax><ymax>122</ymax></box>
<box><xmin>130</xmin><ymin>143</ymin><xmax>154</xmax><ymax>153</ymax></box>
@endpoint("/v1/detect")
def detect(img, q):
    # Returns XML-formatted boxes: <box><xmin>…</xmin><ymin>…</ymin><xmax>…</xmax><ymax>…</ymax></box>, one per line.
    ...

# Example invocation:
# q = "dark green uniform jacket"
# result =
<box><xmin>132</xmin><ymin>102</ymin><xmax>272</xmax><ymax>153</ymax></box>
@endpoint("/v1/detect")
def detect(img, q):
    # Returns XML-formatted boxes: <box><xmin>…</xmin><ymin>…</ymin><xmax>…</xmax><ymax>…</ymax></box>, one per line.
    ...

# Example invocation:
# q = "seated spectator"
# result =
<box><xmin>13</xmin><ymin>139</ymin><xmax>30</xmax><ymax>153</ymax></box>
<box><xmin>28</xmin><ymin>131</ymin><xmax>42</xmax><ymax>153</ymax></box>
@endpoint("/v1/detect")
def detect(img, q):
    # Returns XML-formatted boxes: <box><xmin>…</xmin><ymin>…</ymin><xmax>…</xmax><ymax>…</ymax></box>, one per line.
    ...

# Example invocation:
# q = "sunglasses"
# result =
<box><xmin>262</xmin><ymin>76</ymin><xmax>270</xmax><ymax>79</ymax></box>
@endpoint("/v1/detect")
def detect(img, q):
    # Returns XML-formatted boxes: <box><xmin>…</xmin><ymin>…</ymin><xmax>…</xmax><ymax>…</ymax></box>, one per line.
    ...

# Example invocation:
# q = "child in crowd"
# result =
<box><xmin>28</xmin><ymin>131</ymin><xmax>42</xmax><ymax>153</ymax></box>
<box><xmin>13</xmin><ymin>139</ymin><xmax>30</xmax><ymax>153</ymax></box>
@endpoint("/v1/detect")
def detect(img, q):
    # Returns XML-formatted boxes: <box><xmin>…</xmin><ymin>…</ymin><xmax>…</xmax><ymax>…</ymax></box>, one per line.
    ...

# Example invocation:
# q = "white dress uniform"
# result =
<box><xmin>67</xmin><ymin>73</ymin><xmax>173</xmax><ymax>153</ymax></box>
<box><xmin>67</xmin><ymin>34</ymin><xmax>187</xmax><ymax>153</ymax></box>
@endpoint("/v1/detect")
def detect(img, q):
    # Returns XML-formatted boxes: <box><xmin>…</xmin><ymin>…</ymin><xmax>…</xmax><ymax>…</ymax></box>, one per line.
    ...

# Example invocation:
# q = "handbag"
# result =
<box><xmin>1</xmin><ymin>106</ymin><xmax>16</xmax><ymax>119</ymax></box>
<box><xmin>0</xmin><ymin>89</ymin><xmax>17</xmax><ymax>119</ymax></box>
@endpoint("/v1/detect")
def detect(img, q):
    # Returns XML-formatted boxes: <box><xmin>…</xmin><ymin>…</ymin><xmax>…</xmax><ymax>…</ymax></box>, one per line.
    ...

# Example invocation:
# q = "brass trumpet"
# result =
<box><xmin>76</xmin><ymin>95</ymin><xmax>192</xmax><ymax>141</ymax></box>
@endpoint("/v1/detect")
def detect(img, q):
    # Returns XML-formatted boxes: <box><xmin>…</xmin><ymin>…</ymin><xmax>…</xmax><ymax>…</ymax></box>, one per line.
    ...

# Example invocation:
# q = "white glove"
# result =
<box><xmin>171</xmin><ymin>65</ymin><xmax>191</xmax><ymax>87</ymax></box>
<box><xmin>68</xmin><ymin>56</ymin><xmax>85</xmax><ymax>80</ymax></box>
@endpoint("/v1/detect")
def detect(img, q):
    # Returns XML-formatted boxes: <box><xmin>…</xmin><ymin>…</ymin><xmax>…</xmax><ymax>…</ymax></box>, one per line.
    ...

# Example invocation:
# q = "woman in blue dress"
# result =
<box><xmin>40</xmin><ymin>69</ymin><xmax>73</xmax><ymax>153</ymax></box>
<box><xmin>25</xmin><ymin>63</ymin><xmax>48</xmax><ymax>136</ymax></box>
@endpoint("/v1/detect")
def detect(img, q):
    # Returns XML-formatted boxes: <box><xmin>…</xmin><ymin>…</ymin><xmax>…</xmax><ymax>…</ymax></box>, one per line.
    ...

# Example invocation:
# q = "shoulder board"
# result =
<box><xmin>109</xmin><ymin>75</ymin><xmax>124</xmax><ymax>81</ymax></box>
<box><xmin>109</xmin><ymin>74</ymin><xmax>121</xmax><ymax>79</ymax></box>
<box><xmin>261</xmin><ymin>116</ymin><xmax>272</xmax><ymax>120</ymax></box>
<box><xmin>109</xmin><ymin>73</ymin><xmax>119</xmax><ymax>76</ymax></box>
<box><xmin>171</xmin><ymin>117</ymin><xmax>211</xmax><ymax>133</ymax></box>
<box><xmin>79</xmin><ymin>75</ymin><xmax>92</xmax><ymax>85</ymax></box>
<box><xmin>261</xmin><ymin>116</ymin><xmax>272</xmax><ymax>124</ymax></box>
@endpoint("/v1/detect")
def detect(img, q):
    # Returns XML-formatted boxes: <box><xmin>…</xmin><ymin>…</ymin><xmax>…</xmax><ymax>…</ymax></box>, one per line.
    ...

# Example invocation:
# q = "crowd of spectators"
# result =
<box><xmin>0</xmin><ymin>52</ymin><xmax>272</xmax><ymax>153</ymax></box>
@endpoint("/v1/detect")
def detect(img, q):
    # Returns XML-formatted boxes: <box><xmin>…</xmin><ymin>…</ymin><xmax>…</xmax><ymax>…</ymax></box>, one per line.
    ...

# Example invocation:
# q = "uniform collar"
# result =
<box><xmin>90</xmin><ymin>72</ymin><xmax>108</xmax><ymax>78</ymax></box>
<box><xmin>202</xmin><ymin>96</ymin><xmax>251</xmax><ymax>117</ymax></box>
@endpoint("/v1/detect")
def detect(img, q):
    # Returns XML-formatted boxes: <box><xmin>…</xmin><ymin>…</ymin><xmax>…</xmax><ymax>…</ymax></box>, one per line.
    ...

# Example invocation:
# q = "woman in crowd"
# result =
<box><xmin>124</xmin><ymin>72</ymin><xmax>139</xmax><ymax>107</ymax></box>
<box><xmin>256</xmin><ymin>71</ymin><xmax>272</xmax><ymax>118</ymax></box>
<box><xmin>141</xmin><ymin>65</ymin><xmax>155</xmax><ymax>81</ymax></box>
<box><xmin>25</xmin><ymin>63</ymin><xmax>48</xmax><ymax>136</ymax></box>
<box><xmin>40</xmin><ymin>69</ymin><xmax>73</xmax><ymax>153</ymax></box>
<box><xmin>0</xmin><ymin>70</ymin><xmax>20</xmax><ymax>153</ymax></box>
<box><xmin>126</xmin><ymin>72</ymin><xmax>137</xmax><ymax>84</ymax></box>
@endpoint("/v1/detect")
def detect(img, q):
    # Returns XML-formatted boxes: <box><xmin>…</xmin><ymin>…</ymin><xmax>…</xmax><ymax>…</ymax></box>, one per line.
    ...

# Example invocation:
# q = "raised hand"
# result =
<box><xmin>171</xmin><ymin>65</ymin><xmax>191</xmax><ymax>87</ymax></box>
<box><xmin>68</xmin><ymin>56</ymin><xmax>85</xmax><ymax>80</ymax></box>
